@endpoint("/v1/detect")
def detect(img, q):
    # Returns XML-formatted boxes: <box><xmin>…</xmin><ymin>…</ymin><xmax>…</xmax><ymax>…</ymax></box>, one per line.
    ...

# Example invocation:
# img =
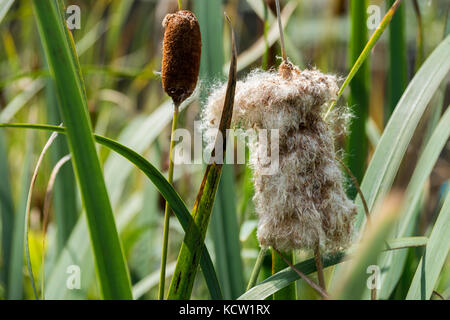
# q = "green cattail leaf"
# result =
<box><xmin>32</xmin><ymin>0</ymin><xmax>132</xmax><ymax>299</ymax></box>
<box><xmin>406</xmin><ymin>192</ymin><xmax>450</xmax><ymax>300</ymax></box>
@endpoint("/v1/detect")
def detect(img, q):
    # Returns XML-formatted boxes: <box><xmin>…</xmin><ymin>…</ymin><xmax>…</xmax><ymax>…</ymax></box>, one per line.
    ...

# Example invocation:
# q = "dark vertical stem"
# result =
<box><xmin>314</xmin><ymin>243</ymin><xmax>326</xmax><ymax>291</ymax></box>
<box><xmin>272</xmin><ymin>250</ymin><xmax>297</xmax><ymax>300</ymax></box>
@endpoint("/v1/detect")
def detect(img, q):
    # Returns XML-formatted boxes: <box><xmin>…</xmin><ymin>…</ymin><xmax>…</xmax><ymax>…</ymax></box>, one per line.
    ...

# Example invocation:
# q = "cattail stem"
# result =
<box><xmin>272</xmin><ymin>249</ymin><xmax>296</xmax><ymax>299</ymax></box>
<box><xmin>371</xmin><ymin>287</ymin><xmax>377</xmax><ymax>300</ymax></box>
<box><xmin>158</xmin><ymin>103</ymin><xmax>180</xmax><ymax>300</ymax></box>
<box><xmin>246</xmin><ymin>248</ymin><xmax>268</xmax><ymax>291</ymax></box>
<box><xmin>275</xmin><ymin>0</ymin><xmax>287</xmax><ymax>62</ymax></box>
<box><xmin>336</xmin><ymin>157</ymin><xmax>370</xmax><ymax>224</ymax></box>
<box><xmin>273</xmin><ymin>247</ymin><xmax>329</xmax><ymax>299</ymax></box>
<box><xmin>262</xmin><ymin>0</ymin><xmax>270</xmax><ymax>70</ymax></box>
<box><xmin>314</xmin><ymin>243</ymin><xmax>326</xmax><ymax>292</ymax></box>
<box><xmin>177</xmin><ymin>0</ymin><xmax>182</xmax><ymax>11</ymax></box>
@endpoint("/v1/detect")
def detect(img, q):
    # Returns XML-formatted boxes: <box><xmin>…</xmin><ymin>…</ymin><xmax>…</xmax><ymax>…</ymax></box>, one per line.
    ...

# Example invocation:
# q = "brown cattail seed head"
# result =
<box><xmin>161</xmin><ymin>10</ymin><xmax>202</xmax><ymax>105</ymax></box>
<box><xmin>201</xmin><ymin>64</ymin><xmax>357</xmax><ymax>253</ymax></box>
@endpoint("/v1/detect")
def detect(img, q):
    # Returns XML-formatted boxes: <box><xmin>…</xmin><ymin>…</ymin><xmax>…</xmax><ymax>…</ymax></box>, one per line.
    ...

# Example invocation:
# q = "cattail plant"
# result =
<box><xmin>161</xmin><ymin>10</ymin><xmax>202</xmax><ymax>105</ymax></box>
<box><xmin>201</xmin><ymin>0</ymin><xmax>356</xmax><ymax>294</ymax></box>
<box><xmin>202</xmin><ymin>63</ymin><xmax>357</xmax><ymax>251</ymax></box>
<box><xmin>159</xmin><ymin>6</ymin><xmax>202</xmax><ymax>300</ymax></box>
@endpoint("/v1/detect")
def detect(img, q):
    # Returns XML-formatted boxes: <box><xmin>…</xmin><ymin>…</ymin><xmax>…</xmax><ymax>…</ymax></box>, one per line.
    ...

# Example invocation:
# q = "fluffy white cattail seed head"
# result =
<box><xmin>201</xmin><ymin>62</ymin><xmax>357</xmax><ymax>252</ymax></box>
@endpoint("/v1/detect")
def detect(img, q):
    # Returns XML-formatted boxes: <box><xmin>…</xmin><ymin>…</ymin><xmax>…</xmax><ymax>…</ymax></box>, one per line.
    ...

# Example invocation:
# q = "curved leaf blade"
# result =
<box><xmin>406</xmin><ymin>192</ymin><xmax>450</xmax><ymax>300</ymax></box>
<box><xmin>0</xmin><ymin>123</ymin><xmax>223</xmax><ymax>300</ymax></box>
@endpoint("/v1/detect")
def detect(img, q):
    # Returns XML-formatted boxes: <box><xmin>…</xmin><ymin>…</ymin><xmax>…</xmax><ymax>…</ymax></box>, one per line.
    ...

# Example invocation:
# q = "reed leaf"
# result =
<box><xmin>325</xmin><ymin>0</ymin><xmax>403</xmax><ymax>118</ymax></box>
<box><xmin>370</xmin><ymin>106</ymin><xmax>450</xmax><ymax>299</ymax></box>
<box><xmin>32</xmin><ymin>0</ymin><xmax>132</xmax><ymax>299</ymax></box>
<box><xmin>45</xmin><ymin>63</ymin><xmax>78</xmax><ymax>254</ymax></box>
<box><xmin>406</xmin><ymin>192</ymin><xmax>450</xmax><ymax>300</ymax></box>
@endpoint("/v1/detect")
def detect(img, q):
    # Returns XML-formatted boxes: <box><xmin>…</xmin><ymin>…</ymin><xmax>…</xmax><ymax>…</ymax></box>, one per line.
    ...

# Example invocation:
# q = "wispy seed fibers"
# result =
<box><xmin>201</xmin><ymin>62</ymin><xmax>357</xmax><ymax>253</ymax></box>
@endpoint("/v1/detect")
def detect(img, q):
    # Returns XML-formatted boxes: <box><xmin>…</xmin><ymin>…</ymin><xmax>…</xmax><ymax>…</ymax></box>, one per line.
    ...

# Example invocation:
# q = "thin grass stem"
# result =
<box><xmin>158</xmin><ymin>103</ymin><xmax>180</xmax><ymax>300</ymax></box>
<box><xmin>275</xmin><ymin>0</ymin><xmax>286</xmax><ymax>61</ymax></box>
<box><xmin>41</xmin><ymin>154</ymin><xmax>71</xmax><ymax>299</ymax></box>
<box><xmin>25</xmin><ymin>131</ymin><xmax>59</xmax><ymax>300</ymax></box>
<box><xmin>336</xmin><ymin>157</ymin><xmax>370</xmax><ymax>223</ymax></box>
<box><xmin>314</xmin><ymin>243</ymin><xmax>326</xmax><ymax>291</ymax></box>
<box><xmin>246</xmin><ymin>248</ymin><xmax>267</xmax><ymax>291</ymax></box>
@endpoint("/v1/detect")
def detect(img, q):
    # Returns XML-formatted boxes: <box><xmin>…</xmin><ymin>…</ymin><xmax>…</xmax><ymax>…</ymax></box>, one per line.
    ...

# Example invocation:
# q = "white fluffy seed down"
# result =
<box><xmin>201</xmin><ymin>62</ymin><xmax>357</xmax><ymax>252</ymax></box>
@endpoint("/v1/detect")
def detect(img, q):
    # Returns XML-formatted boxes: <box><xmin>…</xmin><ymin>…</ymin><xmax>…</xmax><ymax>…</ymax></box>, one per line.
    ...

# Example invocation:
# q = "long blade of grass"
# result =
<box><xmin>346</xmin><ymin>0</ymin><xmax>370</xmax><ymax>198</ymax></box>
<box><xmin>166</xmin><ymin>16</ymin><xmax>237</xmax><ymax>300</ymax></box>
<box><xmin>383</xmin><ymin>237</ymin><xmax>428</xmax><ymax>251</ymax></box>
<box><xmin>325</xmin><ymin>0</ymin><xmax>403</xmax><ymax>118</ymax></box>
<box><xmin>45</xmin><ymin>61</ymin><xmax>78</xmax><ymax>254</ymax></box>
<box><xmin>406</xmin><ymin>192</ymin><xmax>450</xmax><ymax>300</ymax></box>
<box><xmin>0</xmin><ymin>123</ymin><xmax>223</xmax><ymax>300</ymax></box>
<box><xmin>373</xmin><ymin>106</ymin><xmax>450</xmax><ymax>299</ymax></box>
<box><xmin>32</xmin><ymin>0</ymin><xmax>132</xmax><ymax>299</ymax></box>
